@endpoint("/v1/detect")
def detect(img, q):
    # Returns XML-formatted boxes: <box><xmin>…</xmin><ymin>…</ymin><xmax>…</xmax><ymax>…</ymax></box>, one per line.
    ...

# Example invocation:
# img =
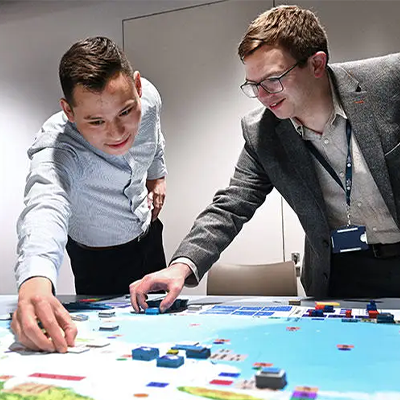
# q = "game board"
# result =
<box><xmin>0</xmin><ymin>297</ymin><xmax>400</xmax><ymax>400</ymax></box>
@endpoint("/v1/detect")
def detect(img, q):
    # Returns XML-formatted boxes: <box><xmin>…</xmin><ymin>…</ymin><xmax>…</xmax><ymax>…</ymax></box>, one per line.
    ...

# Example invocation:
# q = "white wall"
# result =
<box><xmin>0</xmin><ymin>0</ymin><xmax>232</xmax><ymax>294</ymax></box>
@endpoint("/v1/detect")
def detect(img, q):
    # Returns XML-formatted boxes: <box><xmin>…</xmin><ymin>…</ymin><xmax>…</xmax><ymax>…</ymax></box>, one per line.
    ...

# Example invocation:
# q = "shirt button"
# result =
<box><xmin>323</xmin><ymin>139</ymin><xmax>329</xmax><ymax>144</ymax></box>
<box><xmin>357</xmin><ymin>202</ymin><xmax>362</xmax><ymax>207</ymax></box>
<box><xmin>372</xmin><ymin>227</ymin><xmax>377</xmax><ymax>232</ymax></box>
<box><xmin>339</xmin><ymin>172</ymin><xmax>345</xmax><ymax>177</ymax></box>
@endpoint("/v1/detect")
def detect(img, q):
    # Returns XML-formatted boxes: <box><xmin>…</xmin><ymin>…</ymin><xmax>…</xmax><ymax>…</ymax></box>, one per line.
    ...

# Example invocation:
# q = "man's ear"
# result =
<box><xmin>133</xmin><ymin>71</ymin><xmax>142</xmax><ymax>98</ymax></box>
<box><xmin>311</xmin><ymin>51</ymin><xmax>328</xmax><ymax>78</ymax></box>
<box><xmin>60</xmin><ymin>98</ymin><xmax>75</xmax><ymax>122</ymax></box>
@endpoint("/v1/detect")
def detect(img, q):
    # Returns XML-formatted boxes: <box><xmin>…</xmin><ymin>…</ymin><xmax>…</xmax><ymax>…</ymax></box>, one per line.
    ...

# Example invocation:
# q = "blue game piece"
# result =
<box><xmin>366</xmin><ymin>301</ymin><xmax>377</xmax><ymax>311</ymax></box>
<box><xmin>171</xmin><ymin>344</ymin><xmax>201</xmax><ymax>351</ymax></box>
<box><xmin>132</xmin><ymin>346</ymin><xmax>159</xmax><ymax>361</ymax></box>
<box><xmin>254</xmin><ymin>311</ymin><xmax>274</xmax><ymax>317</ymax></box>
<box><xmin>145</xmin><ymin>307</ymin><xmax>160</xmax><ymax>315</ymax></box>
<box><xmin>262</xmin><ymin>306</ymin><xmax>292</xmax><ymax>312</ymax></box>
<box><xmin>186</xmin><ymin>346</ymin><xmax>211</xmax><ymax>359</ymax></box>
<box><xmin>342</xmin><ymin>318</ymin><xmax>359</xmax><ymax>323</ymax></box>
<box><xmin>377</xmin><ymin>313</ymin><xmax>395</xmax><ymax>324</ymax></box>
<box><xmin>219</xmin><ymin>372</ymin><xmax>240</xmax><ymax>378</ymax></box>
<box><xmin>232</xmin><ymin>310</ymin><xmax>257</xmax><ymax>316</ymax></box>
<box><xmin>211</xmin><ymin>306</ymin><xmax>240</xmax><ymax>311</ymax></box>
<box><xmin>261</xmin><ymin>367</ymin><xmax>281</xmax><ymax>374</ymax></box>
<box><xmin>323</xmin><ymin>305</ymin><xmax>334</xmax><ymax>312</ymax></box>
<box><xmin>146</xmin><ymin>382</ymin><xmax>169</xmax><ymax>388</ymax></box>
<box><xmin>310</xmin><ymin>309</ymin><xmax>324</xmax><ymax>317</ymax></box>
<box><xmin>157</xmin><ymin>355</ymin><xmax>184</xmax><ymax>368</ymax></box>
<box><xmin>240</xmin><ymin>307</ymin><xmax>263</xmax><ymax>311</ymax></box>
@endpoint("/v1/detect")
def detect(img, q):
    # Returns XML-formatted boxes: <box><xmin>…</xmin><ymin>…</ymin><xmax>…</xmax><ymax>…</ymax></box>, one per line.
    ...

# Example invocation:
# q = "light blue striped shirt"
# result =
<box><xmin>15</xmin><ymin>78</ymin><xmax>167</xmax><ymax>290</ymax></box>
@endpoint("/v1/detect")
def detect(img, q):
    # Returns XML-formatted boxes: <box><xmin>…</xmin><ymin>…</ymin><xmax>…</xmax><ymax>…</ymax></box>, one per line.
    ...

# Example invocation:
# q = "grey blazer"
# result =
<box><xmin>172</xmin><ymin>53</ymin><xmax>400</xmax><ymax>297</ymax></box>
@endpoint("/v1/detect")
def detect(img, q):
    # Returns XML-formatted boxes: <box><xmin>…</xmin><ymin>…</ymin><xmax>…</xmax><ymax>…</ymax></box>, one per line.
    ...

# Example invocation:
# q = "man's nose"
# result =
<box><xmin>108</xmin><ymin>121</ymin><xmax>125</xmax><ymax>138</ymax></box>
<box><xmin>257</xmin><ymin>86</ymin><xmax>272</xmax><ymax>102</ymax></box>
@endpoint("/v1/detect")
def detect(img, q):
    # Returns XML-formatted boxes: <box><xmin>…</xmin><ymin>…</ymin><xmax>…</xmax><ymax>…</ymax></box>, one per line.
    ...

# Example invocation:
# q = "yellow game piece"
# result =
<box><xmin>315</xmin><ymin>301</ymin><xmax>340</xmax><ymax>307</ymax></box>
<box><xmin>294</xmin><ymin>386</ymin><xmax>318</xmax><ymax>393</ymax></box>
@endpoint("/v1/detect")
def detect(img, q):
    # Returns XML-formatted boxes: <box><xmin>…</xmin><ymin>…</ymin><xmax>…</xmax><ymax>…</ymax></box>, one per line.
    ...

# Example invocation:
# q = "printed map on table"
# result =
<box><xmin>0</xmin><ymin>299</ymin><xmax>400</xmax><ymax>400</ymax></box>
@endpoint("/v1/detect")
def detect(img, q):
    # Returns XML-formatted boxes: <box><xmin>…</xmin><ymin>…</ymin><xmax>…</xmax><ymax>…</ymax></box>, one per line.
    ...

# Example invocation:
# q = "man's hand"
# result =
<box><xmin>130</xmin><ymin>263</ymin><xmax>192</xmax><ymax>313</ymax></box>
<box><xmin>146</xmin><ymin>177</ymin><xmax>166</xmax><ymax>221</ymax></box>
<box><xmin>11</xmin><ymin>277</ymin><xmax>77</xmax><ymax>353</ymax></box>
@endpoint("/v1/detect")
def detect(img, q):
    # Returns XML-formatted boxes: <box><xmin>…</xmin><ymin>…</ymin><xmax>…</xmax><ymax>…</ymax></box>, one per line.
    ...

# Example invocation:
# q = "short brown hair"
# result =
<box><xmin>59</xmin><ymin>36</ymin><xmax>134</xmax><ymax>106</ymax></box>
<box><xmin>238</xmin><ymin>5</ymin><xmax>329</xmax><ymax>66</ymax></box>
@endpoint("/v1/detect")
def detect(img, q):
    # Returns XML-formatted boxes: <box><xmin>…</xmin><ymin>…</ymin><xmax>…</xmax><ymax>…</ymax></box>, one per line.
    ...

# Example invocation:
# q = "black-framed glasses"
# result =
<box><xmin>240</xmin><ymin>61</ymin><xmax>301</xmax><ymax>98</ymax></box>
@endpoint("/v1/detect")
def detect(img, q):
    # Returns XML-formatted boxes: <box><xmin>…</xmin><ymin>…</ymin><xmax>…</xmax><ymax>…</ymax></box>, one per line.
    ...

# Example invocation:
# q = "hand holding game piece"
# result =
<box><xmin>129</xmin><ymin>263</ymin><xmax>192</xmax><ymax>313</ymax></box>
<box><xmin>11</xmin><ymin>277</ymin><xmax>77</xmax><ymax>353</ymax></box>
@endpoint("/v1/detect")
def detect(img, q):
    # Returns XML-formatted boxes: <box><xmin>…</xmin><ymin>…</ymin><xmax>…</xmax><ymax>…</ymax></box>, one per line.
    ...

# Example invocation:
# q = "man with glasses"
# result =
<box><xmin>130</xmin><ymin>5</ymin><xmax>400</xmax><ymax>311</ymax></box>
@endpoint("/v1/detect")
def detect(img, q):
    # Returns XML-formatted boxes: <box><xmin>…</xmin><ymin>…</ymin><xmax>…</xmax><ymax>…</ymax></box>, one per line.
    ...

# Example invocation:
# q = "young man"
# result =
<box><xmin>130</xmin><ymin>5</ymin><xmax>400</xmax><ymax>312</ymax></box>
<box><xmin>12</xmin><ymin>37</ymin><xmax>167</xmax><ymax>352</ymax></box>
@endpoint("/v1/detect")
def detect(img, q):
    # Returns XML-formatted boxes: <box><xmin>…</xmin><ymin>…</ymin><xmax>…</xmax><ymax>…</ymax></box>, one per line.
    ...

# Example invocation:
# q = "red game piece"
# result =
<box><xmin>253</xmin><ymin>362</ymin><xmax>273</xmax><ymax>369</ymax></box>
<box><xmin>209</xmin><ymin>379</ymin><xmax>233</xmax><ymax>386</ymax></box>
<box><xmin>368</xmin><ymin>310</ymin><xmax>379</xmax><ymax>319</ymax></box>
<box><xmin>337</xmin><ymin>344</ymin><xmax>354</xmax><ymax>351</ymax></box>
<box><xmin>29</xmin><ymin>373</ymin><xmax>85</xmax><ymax>381</ymax></box>
<box><xmin>286</xmin><ymin>327</ymin><xmax>300</xmax><ymax>331</ymax></box>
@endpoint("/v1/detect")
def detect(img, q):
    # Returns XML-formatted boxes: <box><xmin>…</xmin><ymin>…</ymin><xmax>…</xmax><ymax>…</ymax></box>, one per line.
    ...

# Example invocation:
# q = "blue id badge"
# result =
<box><xmin>331</xmin><ymin>225</ymin><xmax>368</xmax><ymax>253</ymax></box>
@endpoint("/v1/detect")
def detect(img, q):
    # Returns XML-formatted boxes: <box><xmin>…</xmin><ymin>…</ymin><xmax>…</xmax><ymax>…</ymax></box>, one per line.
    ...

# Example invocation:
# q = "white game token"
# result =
<box><xmin>99</xmin><ymin>323</ymin><xmax>119</xmax><ymax>331</ymax></box>
<box><xmin>86</xmin><ymin>339</ymin><xmax>110</xmax><ymax>348</ymax></box>
<box><xmin>98</xmin><ymin>310</ymin><xmax>116</xmax><ymax>318</ymax></box>
<box><xmin>67</xmin><ymin>344</ymin><xmax>90</xmax><ymax>354</ymax></box>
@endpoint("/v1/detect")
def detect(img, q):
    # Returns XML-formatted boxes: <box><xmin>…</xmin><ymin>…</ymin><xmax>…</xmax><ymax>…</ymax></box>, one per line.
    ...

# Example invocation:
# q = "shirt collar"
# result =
<box><xmin>290</xmin><ymin>75</ymin><xmax>347</xmax><ymax>137</ymax></box>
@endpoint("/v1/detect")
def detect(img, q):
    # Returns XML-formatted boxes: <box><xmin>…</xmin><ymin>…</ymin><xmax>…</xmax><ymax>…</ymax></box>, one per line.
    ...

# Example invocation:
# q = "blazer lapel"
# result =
<box><xmin>329</xmin><ymin>65</ymin><xmax>397</xmax><ymax>221</ymax></box>
<box><xmin>277</xmin><ymin>119</ymin><xmax>327</xmax><ymax>216</ymax></box>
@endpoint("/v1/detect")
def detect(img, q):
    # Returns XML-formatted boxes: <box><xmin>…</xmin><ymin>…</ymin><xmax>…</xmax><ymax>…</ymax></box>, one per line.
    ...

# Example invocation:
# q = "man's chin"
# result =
<box><xmin>104</xmin><ymin>147</ymin><xmax>130</xmax><ymax>156</ymax></box>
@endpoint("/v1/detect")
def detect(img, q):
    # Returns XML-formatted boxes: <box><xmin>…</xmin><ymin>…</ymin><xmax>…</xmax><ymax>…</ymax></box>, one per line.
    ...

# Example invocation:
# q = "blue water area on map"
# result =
<box><xmin>106</xmin><ymin>312</ymin><xmax>400</xmax><ymax>394</ymax></box>
<box><xmin>2</xmin><ymin>310</ymin><xmax>399</xmax><ymax>395</ymax></box>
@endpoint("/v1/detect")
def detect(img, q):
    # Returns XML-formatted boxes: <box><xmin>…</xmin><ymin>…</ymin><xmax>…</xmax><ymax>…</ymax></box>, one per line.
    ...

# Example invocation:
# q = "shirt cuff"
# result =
<box><xmin>16</xmin><ymin>256</ymin><xmax>58</xmax><ymax>293</ymax></box>
<box><xmin>169</xmin><ymin>257</ymin><xmax>199</xmax><ymax>287</ymax></box>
